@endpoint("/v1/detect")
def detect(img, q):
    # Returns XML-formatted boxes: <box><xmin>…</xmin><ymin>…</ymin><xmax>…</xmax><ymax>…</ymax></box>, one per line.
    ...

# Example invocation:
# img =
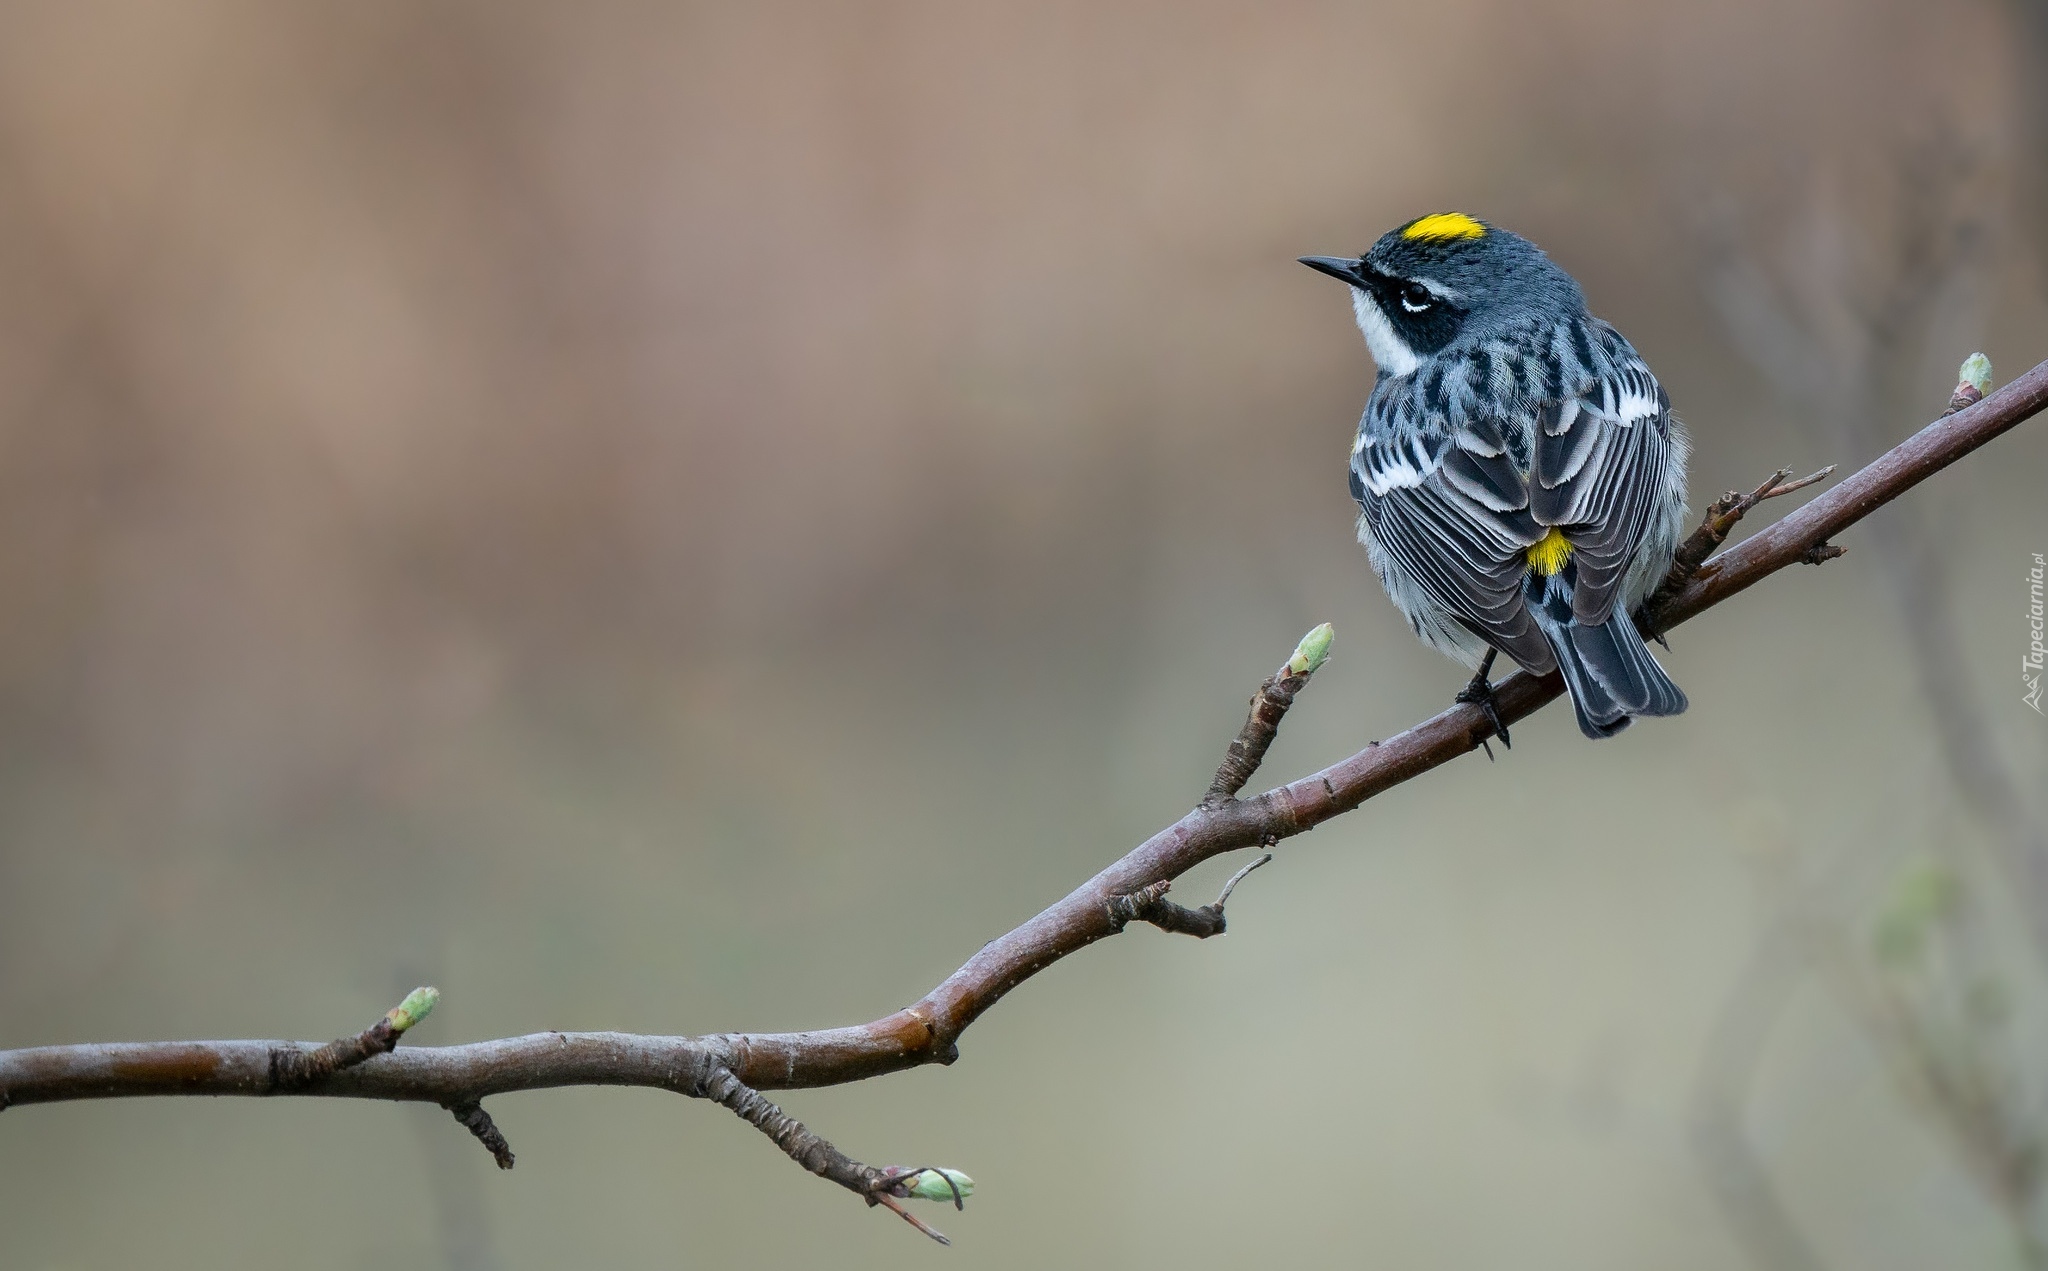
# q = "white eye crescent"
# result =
<box><xmin>1399</xmin><ymin>284</ymin><xmax>1434</xmax><ymax>314</ymax></box>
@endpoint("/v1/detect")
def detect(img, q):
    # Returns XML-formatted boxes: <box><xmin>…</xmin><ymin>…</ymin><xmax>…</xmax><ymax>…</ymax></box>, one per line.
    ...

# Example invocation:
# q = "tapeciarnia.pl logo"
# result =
<box><xmin>2027</xmin><ymin>552</ymin><xmax>2045</xmax><ymax>714</ymax></box>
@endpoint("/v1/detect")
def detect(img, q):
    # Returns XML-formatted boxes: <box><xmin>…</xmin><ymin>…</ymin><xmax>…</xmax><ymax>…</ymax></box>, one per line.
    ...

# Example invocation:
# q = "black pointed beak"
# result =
<box><xmin>1299</xmin><ymin>255</ymin><xmax>1365</xmax><ymax>285</ymax></box>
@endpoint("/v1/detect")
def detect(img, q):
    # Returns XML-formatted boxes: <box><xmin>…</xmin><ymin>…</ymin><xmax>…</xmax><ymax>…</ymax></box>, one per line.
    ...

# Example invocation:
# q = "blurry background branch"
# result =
<box><xmin>4</xmin><ymin>357</ymin><xmax>2045</xmax><ymax>1242</ymax></box>
<box><xmin>1690</xmin><ymin>121</ymin><xmax>2048</xmax><ymax>1270</ymax></box>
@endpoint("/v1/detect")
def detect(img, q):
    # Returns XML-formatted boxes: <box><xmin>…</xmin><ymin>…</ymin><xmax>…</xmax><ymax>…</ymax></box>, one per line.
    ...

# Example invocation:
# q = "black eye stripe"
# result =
<box><xmin>1356</xmin><ymin>264</ymin><xmax>1438</xmax><ymax>308</ymax></box>
<box><xmin>1352</xmin><ymin>261</ymin><xmax>1466</xmax><ymax>354</ymax></box>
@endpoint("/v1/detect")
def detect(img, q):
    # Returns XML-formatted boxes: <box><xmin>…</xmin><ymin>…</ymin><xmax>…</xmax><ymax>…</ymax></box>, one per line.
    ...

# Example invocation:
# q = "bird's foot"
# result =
<box><xmin>1454</xmin><ymin>654</ymin><xmax>1510</xmax><ymax>755</ymax></box>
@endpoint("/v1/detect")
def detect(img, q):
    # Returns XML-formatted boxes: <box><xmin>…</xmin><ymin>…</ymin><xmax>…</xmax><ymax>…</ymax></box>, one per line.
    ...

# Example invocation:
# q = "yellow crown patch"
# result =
<box><xmin>1401</xmin><ymin>212</ymin><xmax>1487</xmax><ymax>242</ymax></box>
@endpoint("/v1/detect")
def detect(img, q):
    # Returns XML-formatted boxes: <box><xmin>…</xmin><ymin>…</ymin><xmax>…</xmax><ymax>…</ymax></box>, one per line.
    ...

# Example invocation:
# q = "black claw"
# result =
<box><xmin>1454</xmin><ymin>665</ymin><xmax>1511</xmax><ymax>750</ymax></box>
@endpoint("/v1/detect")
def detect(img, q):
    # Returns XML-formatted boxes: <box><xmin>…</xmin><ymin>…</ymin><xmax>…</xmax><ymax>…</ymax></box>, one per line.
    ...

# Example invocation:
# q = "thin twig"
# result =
<box><xmin>444</xmin><ymin>1101</ymin><xmax>516</xmax><ymax>1170</ymax></box>
<box><xmin>1213</xmin><ymin>852</ymin><xmax>1274</xmax><ymax>910</ymax></box>
<box><xmin>1205</xmin><ymin>625</ymin><xmax>1331</xmax><ymax>806</ymax></box>
<box><xmin>873</xmin><ymin>1193</ymin><xmax>952</xmax><ymax>1245</ymax></box>
<box><xmin>270</xmin><ymin>987</ymin><xmax>438</xmax><ymax>1090</ymax></box>
<box><xmin>1639</xmin><ymin>464</ymin><xmax>1837</xmax><ymax>631</ymax></box>
<box><xmin>1107</xmin><ymin>849</ymin><xmax>1274</xmax><ymax>938</ymax></box>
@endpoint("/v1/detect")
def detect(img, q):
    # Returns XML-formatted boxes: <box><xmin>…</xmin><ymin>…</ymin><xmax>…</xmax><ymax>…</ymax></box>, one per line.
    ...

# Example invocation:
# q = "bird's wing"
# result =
<box><xmin>1528</xmin><ymin>351</ymin><xmax>1674</xmax><ymax>625</ymax></box>
<box><xmin>1354</xmin><ymin>410</ymin><xmax>1548</xmax><ymax>663</ymax></box>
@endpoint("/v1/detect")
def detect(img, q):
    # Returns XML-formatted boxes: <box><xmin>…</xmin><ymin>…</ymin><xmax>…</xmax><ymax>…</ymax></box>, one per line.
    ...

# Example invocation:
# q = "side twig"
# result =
<box><xmin>1108</xmin><ymin>852</ymin><xmax>1274</xmax><ymax>939</ymax></box>
<box><xmin>1640</xmin><ymin>465</ymin><xmax>1837</xmax><ymax>632</ymax></box>
<box><xmin>444</xmin><ymin>1101</ymin><xmax>516</xmax><ymax>1171</ymax></box>
<box><xmin>270</xmin><ymin>987</ymin><xmax>439</xmax><ymax>1090</ymax></box>
<box><xmin>1205</xmin><ymin>623</ymin><xmax>1332</xmax><ymax>806</ymax></box>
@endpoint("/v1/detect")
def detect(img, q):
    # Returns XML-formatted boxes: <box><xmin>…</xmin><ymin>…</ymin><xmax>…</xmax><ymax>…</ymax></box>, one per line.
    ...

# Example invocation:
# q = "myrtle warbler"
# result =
<box><xmin>1302</xmin><ymin>213</ymin><xmax>1689</xmax><ymax>740</ymax></box>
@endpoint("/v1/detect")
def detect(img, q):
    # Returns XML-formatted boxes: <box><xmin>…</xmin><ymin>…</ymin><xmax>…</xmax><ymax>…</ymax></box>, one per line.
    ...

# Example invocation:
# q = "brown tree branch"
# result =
<box><xmin>4</xmin><ymin>357</ymin><xmax>2047</xmax><ymax>1240</ymax></box>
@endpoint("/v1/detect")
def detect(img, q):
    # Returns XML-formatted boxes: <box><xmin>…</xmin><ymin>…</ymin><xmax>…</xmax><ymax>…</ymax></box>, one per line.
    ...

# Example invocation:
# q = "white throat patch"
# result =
<box><xmin>1351</xmin><ymin>286</ymin><xmax>1419</xmax><ymax>378</ymax></box>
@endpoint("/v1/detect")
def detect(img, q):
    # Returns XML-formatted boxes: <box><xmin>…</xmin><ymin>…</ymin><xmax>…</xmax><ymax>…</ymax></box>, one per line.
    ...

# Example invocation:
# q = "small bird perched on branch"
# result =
<box><xmin>1302</xmin><ymin>214</ymin><xmax>1689</xmax><ymax>740</ymax></box>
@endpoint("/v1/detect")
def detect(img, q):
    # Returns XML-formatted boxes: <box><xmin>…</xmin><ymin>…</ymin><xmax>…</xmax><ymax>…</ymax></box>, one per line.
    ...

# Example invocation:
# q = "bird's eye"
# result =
<box><xmin>1399</xmin><ymin>283</ymin><xmax>1434</xmax><ymax>314</ymax></box>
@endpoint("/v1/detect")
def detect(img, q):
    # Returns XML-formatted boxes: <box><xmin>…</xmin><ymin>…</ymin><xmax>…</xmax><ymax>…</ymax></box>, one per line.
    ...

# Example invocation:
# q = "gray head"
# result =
<box><xmin>1301</xmin><ymin>214</ymin><xmax>1585</xmax><ymax>377</ymax></box>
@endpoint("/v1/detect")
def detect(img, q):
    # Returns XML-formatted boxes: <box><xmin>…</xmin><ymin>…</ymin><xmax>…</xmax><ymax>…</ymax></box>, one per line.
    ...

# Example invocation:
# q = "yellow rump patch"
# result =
<box><xmin>1528</xmin><ymin>527</ymin><xmax>1573</xmax><ymax>577</ymax></box>
<box><xmin>1401</xmin><ymin>212</ymin><xmax>1487</xmax><ymax>242</ymax></box>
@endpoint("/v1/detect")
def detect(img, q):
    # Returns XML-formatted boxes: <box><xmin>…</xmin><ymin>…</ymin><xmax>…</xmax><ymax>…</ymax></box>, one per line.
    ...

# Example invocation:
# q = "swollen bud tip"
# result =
<box><xmin>386</xmin><ymin>986</ymin><xmax>440</xmax><ymax>1033</ymax></box>
<box><xmin>1288</xmin><ymin>623</ymin><xmax>1335</xmax><ymax>677</ymax></box>
<box><xmin>905</xmin><ymin>1168</ymin><xmax>975</xmax><ymax>1203</ymax></box>
<box><xmin>1958</xmin><ymin>352</ymin><xmax>1992</xmax><ymax>396</ymax></box>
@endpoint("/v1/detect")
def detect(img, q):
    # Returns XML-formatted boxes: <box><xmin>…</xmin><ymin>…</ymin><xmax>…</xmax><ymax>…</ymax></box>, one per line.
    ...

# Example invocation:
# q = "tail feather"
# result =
<box><xmin>1563</xmin><ymin>613</ymin><xmax>1688</xmax><ymax>717</ymax></box>
<box><xmin>1548</xmin><ymin>625</ymin><xmax>1635</xmax><ymax>738</ymax></box>
<box><xmin>1525</xmin><ymin>566</ymin><xmax>1687</xmax><ymax>740</ymax></box>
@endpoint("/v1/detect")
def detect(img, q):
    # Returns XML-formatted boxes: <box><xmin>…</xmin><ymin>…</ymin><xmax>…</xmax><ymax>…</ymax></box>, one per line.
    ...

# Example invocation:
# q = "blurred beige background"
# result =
<box><xmin>2</xmin><ymin>1</ymin><xmax>2046</xmax><ymax>1267</ymax></box>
